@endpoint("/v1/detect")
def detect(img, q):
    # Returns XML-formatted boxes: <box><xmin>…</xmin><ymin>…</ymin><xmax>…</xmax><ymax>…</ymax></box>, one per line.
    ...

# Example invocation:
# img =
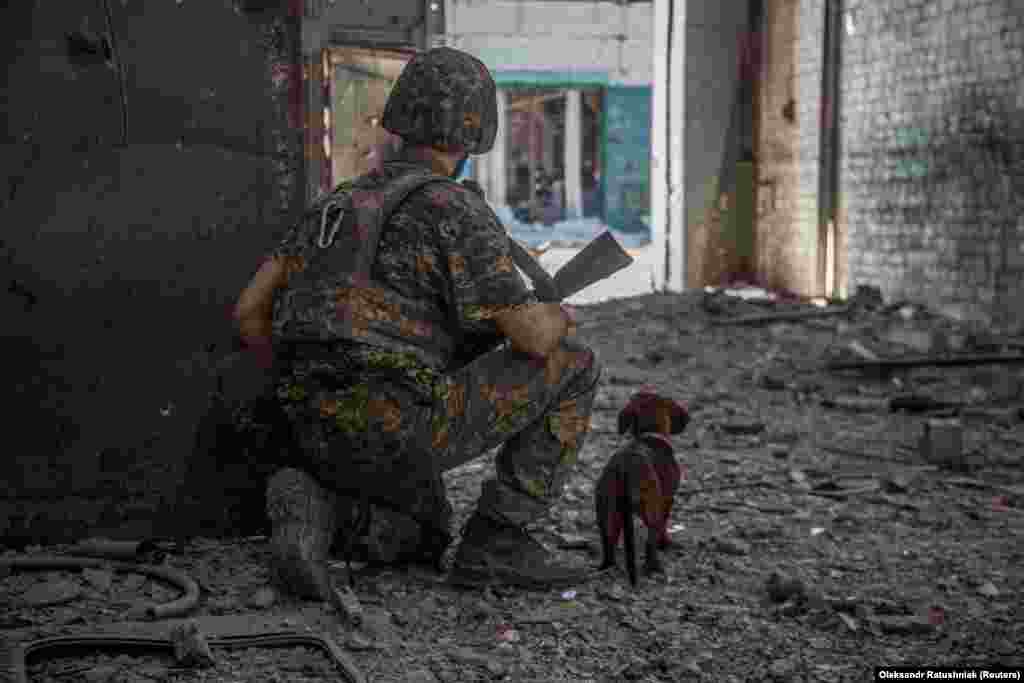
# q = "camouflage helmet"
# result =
<box><xmin>381</xmin><ymin>47</ymin><xmax>498</xmax><ymax>154</ymax></box>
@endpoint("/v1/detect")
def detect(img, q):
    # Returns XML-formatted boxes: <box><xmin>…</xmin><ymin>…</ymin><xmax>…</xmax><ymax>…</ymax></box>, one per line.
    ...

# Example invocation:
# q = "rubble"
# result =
<box><xmin>4</xmin><ymin>285</ymin><xmax>1022</xmax><ymax>681</ymax></box>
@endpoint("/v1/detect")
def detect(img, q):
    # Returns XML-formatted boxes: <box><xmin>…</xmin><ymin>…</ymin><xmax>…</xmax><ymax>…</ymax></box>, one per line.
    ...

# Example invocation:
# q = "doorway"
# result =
<box><xmin>326</xmin><ymin>46</ymin><xmax>414</xmax><ymax>185</ymax></box>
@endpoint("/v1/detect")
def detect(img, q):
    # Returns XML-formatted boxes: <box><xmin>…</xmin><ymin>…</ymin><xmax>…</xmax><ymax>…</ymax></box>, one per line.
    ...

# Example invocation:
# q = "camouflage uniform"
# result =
<box><xmin>260</xmin><ymin>48</ymin><xmax>600</xmax><ymax>592</ymax></box>
<box><xmin>267</xmin><ymin>158</ymin><xmax>600</xmax><ymax>561</ymax></box>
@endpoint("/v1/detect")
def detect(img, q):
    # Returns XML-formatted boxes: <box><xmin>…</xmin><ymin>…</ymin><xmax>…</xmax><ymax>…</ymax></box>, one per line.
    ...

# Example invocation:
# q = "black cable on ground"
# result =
<box><xmin>0</xmin><ymin>555</ymin><xmax>198</xmax><ymax>621</ymax></box>
<box><xmin>0</xmin><ymin>555</ymin><xmax>368</xmax><ymax>682</ymax></box>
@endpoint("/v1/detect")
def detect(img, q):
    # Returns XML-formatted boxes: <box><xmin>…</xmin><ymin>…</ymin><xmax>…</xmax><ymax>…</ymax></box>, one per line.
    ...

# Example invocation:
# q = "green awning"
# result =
<box><xmin>493</xmin><ymin>70</ymin><xmax>609</xmax><ymax>88</ymax></box>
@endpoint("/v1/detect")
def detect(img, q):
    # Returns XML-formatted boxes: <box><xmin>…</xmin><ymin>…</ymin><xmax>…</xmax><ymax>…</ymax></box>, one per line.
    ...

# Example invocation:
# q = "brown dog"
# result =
<box><xmin>595</xmin><ymin>388</ymin><xmax>689</xmax><ymax>585</ymax></box>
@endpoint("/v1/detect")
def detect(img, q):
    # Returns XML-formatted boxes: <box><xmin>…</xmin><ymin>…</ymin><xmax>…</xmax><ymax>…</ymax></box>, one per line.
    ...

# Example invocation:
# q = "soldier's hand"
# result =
<box><xmin>496</xmin><ymin>302</ymin><xmax>570</xmax><ymax>357</ymax></box>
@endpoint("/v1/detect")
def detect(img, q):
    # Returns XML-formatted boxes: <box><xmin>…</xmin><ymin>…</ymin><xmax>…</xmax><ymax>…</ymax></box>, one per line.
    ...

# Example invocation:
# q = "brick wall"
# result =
<box><xmin>449</xmin><ymin>0</ymin><xmax>653</xmax><ymax>86</ymax></box>
<box><xmin>838</xmin><ymin>0</ymin><xmax>1024</xmax><ymax>324</ymax></box>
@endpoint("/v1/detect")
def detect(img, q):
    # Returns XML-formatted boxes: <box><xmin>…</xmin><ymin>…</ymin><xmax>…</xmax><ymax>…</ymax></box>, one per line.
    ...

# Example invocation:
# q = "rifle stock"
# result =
<box><xmin>508</xmin><ymin>231</ymin><xmax>634</xmax><ymax>302</ymax></box>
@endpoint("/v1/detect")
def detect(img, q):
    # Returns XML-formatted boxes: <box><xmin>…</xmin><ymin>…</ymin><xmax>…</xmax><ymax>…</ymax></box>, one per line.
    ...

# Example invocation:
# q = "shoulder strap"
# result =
<box><xmin>380</xmin><ymin>172</ymin><xmax>556</xmax><ymax>301</ymax></box>
<box><xmin>378</xmin><ymin>170</ymin><xmax>459</xmax><ymax>229</ymax></box>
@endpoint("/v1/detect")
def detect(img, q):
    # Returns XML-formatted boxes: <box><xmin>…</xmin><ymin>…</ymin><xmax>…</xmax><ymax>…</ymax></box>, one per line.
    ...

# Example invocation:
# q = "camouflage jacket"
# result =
<box><xmin>269</xmin><ymin>160</ymin><xmax>534</xmax><ymax>397</ymax></box>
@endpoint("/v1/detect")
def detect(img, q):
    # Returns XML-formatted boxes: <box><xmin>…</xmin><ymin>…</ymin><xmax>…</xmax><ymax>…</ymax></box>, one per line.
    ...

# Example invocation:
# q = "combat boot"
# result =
<box><xmin>448</xmin><ymin>513</ymin><xmax>594</xmax><ymax>589</ymax></box>
<box><xmin>332</xmin><ymin>500</ymin><xmax>453</xmax><ymax>571</ymax></box>
<box><xmin>265</xmin><ymin>467</ymin><xmax>338</xmax><ymax>602</ymax></box>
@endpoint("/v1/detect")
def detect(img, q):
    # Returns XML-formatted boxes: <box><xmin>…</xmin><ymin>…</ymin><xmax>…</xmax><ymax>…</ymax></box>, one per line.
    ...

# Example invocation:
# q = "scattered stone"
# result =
<box><xmin>244</xmin><ymin>585</ymin><xmax>278</xmax><ymax>609</ymax></box>
<box><xmin>135</xmin><ymin>663</ymin><xmax>171</xmax><ymax>680</ymax></box>
<box><xmin>871</xmin><ymin>614</ymin><xmax>937</xmax><ymax>635</ymax></box>
<box><xmin>83</xmin><ymin>665</ymin><xmax>120</xmax><ymax>683</ymax></box>
<box><xmin>758</xmin><ymin>373</ymin><xmax>788</xmax><ymax>390</ymax></box>
<box><xmin>897</xmin><ymin>305</ymin><xmax>919</xmax><ymax>321</ymax></box>
<box><xmin>836</xmin><ymin>611</ymin><xmax>860</xmax><ymax>632</ymax></box>
<box><xmin>740</xmin><ymin>522</ymin><xmax>781</xmax><ymax>540</ymax></box>
<box><xmin>846</xmin><ymin>340</ymin><xmax>879</xmax><ymax>361</ymax></box>
<box><xmin>405</xmin><ymin>669</ymin><xmax>439</xmax><ymax>683</ymax></box>
<box><xmin>971</xmin><ymin>368</ymin><xmax>1022</xmax><ymax>401</ymax></box>
<box><xmin>170</xmin><ymin>620</ymin><xmax>215</xmax><ymax>668</ymax></box>
<box><xmin>448</xmin><ymin>647</ymin><xmax>506</xmax><ymax>675</ymax></box>
<box><xmin>119</xmin><ymin>573</ymin><xmax>146</xmax><ymax>591</ymax></box>
<box><xmin>789</xmin><ymin>469</ymin><xmax>812</xmax><ymax>491</ymax></box>
<box><xmin>20</xmin><ymin>578</ymin><xmax>82</xmax><ymax>607</ymax></box>
<box><xmin>776</xmin><ymin>600</ymin><xmax>805</xmax><ymax>618</ymax></box>
<box><xmin>344</xmin><ymin>632</ymin><xmax>377</xmax><ymax>651</ymax></box>
<box><xmin>824</xmin><ymin>394</ymin><xmax>887</xmax><ymax>412</ymax></box>
<box><xmin>518</xmin><ymin>604</ymin><xmax>580</xmax><ymax>624</ymax></box>
<box><xmin>765</xmin><ymin>572</ymin><xmax>805</xmax><ymax>603</ymax></box>
<box><xmin>681</xmin><ymin>658</ymin><xmax>704</xmax><ymax>675</ymax></box>
<box><xmin>496</xmin><ymin>623</ymin><xmax>521</xmax><ymax>642</ymax></box>
<box><xmin>882</xmin><ymin>473</ymin><xmax>913</xmax><ymax>493</ymax></box>
<box><xmin>709</xmin><ymin>536</ymin><xmax>750</xmax><ymax>556</ymax></box>
<box><xmin>919</xmin><ymin>418</ymin><xmax>964</xmax><ymax>467</ymax></box>
<box><xmin>597</xmin><ymin>583</ymin><xmax>627</xmax><ymax>602</ymax></box>
<box><xmin>769</xmin><ymin>658</ymin><xmax>796</xmax><ymax>677</ymax></box>
<box><xmin>644</xmin><ymin>349</ymin><xmax>666</xmax><ymax>364</ymax></box>
<box><xmin>977</xmin><ymin>581</ymin><xmax>1000</xmax><ymax>598</ymax></box>
<box><xmin>470</xmin><ymin>599</ymin><xmax>498</xmax><ymax>619</ymax></box>
<box><xmin>555</xmin><ymin>533</ymin><xmax>592</xmax><ymax>550</ymax></box>
<box><xmin>333</xmin><ymin>585</ymin><xmax>364</xmax><ymax>628</ymax></box>
<box><xmin>360</xmin><ymin>607</ymin><xmax>397</xmax><ymax>643</ymax></box>
<box><xmin>850</xmin><ymin>285</ymin><xmax>884</xmax><ymax>309</ymax></box>
<box><xmin>719</xmin><ymin>419</ymin><xmax>766</xmax><ymax>436</ymax></box>
<box><xmin>886</xmin><ymin>324</ymin><xmax>935</xmax><ymax>354</ymax></box>
<box><xmin>81</xmin><ymin>568</ymin><xmax>114</xmax><ymax>592</ymax></box>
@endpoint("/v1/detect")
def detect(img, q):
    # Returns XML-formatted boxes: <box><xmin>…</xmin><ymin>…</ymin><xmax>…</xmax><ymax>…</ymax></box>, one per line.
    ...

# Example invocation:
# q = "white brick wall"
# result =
<box><xmin>447</xmin><ymin>0</ymin><xmax>653</xmax><ymax>85</ymax></box>
<box><xmin>838</xmin><ymin>0</ymin><xmax>1024</xmax><ymax>324</ymax></box>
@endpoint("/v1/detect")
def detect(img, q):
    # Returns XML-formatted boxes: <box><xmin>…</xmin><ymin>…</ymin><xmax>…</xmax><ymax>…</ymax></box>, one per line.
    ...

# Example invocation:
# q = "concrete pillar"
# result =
<box><xmin>564</xmin><ymin>89</ymin><xmax>584</xmax><ymax>219</ymax></box>
<box><xmin>667</xmin><ymin>0</ymin><xmax>686</xmax><ymax>292</ymax></box>
<box><xmin>650</xmin><ymin>0</ymin><xmax>670</xmax><ymax>289</ymax></box>
<box><xmin>490</xmin><ymin>88</ymin><xmax>508</xmax><ymax>207</ymax></box>
<box><xmin>542</xmin><ymin>101</ymin><xmax>555</xmax><ymax>175</ymax></box>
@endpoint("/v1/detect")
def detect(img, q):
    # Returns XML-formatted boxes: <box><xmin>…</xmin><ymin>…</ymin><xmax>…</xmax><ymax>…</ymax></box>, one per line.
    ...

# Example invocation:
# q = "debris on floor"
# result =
<box><xmin>4</xmin><ymin>287</ymin><xmax>1023</xmax><ymax>681</ymax></box>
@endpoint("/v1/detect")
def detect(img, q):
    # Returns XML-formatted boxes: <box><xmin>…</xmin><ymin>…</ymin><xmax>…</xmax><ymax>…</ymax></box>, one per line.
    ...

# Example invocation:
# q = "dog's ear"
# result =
<box><xmin>618</xmin><ymin>407</ymin><xmax>637</xmax><ymax>435</ymax></box>
<box><xmin>670</xmin><ymin>402</ymin><xmax>690</xmax><ymax>434</ymax></box>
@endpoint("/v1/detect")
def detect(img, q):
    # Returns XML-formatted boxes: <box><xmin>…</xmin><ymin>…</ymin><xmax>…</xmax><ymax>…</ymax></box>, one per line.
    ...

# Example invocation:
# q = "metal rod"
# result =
<box><xmin>100</xmin><ymin>0</ymin><xmax>128</xmax><ymax>146</ymax></box>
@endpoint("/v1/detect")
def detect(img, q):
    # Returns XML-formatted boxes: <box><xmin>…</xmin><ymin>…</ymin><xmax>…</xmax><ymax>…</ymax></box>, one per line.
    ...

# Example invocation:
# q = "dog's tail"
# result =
<box><xmin>621</xmin><ymin>465</ymin><xmax>638</xmax><ymax>587</ymax></box>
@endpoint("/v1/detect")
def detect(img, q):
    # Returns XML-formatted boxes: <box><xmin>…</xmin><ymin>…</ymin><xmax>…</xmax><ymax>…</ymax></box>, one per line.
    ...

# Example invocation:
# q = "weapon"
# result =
<box><xmin>458</xmin><ymin>178</ymin><xmax>634</xmax><ymax>302</ymax></box>
<box><xmin>507</xmin><ymin>231</ymin><xmax>635</xmax><ymax>303</ymax></box>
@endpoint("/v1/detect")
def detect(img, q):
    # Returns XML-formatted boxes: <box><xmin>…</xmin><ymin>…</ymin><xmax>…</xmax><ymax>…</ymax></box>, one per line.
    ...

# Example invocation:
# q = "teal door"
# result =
<box><xmin>603</xmin><ymin>86</ymin><xmax>651</xmax><ymax>235</ymax></box>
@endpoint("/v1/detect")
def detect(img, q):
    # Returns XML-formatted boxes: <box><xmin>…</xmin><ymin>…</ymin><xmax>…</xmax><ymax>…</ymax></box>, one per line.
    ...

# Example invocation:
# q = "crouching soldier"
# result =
<box><xmin>233</xmin><ymin>47</ymin><xmax>602</xmax><ymax>599</ymax></box>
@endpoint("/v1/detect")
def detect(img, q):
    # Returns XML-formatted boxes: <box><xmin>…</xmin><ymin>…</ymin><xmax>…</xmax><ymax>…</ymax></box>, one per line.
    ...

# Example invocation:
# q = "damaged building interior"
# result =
<box><xmin>1</xmin><ymin>0</ymin><xmax>1021</xmax><ymax>681</ymax></box>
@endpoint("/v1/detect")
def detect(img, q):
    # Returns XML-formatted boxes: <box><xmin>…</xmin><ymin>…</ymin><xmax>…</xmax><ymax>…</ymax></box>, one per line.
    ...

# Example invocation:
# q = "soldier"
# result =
<box><xmin>233</xmin><ymin>47</ymin><xmax>601</xmax><ymax>599</ymax></box>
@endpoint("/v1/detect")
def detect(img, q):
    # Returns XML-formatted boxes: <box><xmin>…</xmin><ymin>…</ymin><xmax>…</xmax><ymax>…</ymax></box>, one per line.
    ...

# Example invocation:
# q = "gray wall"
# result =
<box><xmin>839</xmin><ymin>0</ymin><xmax>1024</xmax><ymax>324</ymax></box>
<box><xmin>1</xmin><ymin>1</ymin><xmax>304</xmax><ymax>545</ymax></box>
<box><xmin>684</xmin><ymin>0</ymin><xmax>750</xmax><ymax>284</ymax></box>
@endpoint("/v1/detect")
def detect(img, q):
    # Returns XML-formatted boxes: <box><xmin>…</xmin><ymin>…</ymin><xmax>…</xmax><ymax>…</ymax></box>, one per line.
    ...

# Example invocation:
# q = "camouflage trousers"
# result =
<box><xmin>270</xmin><ymin>337</ymin><xmax>601</xmax><ymax>562</ymax></box>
